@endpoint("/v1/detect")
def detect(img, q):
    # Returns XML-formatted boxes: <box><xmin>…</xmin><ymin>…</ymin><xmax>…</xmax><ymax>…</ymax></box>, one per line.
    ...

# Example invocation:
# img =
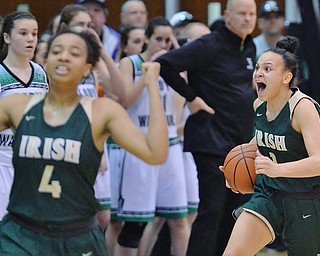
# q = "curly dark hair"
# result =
<box><xmin>46</xmin><ymin>29</ymin><xmax>101</xmax><ymax>67</ymax></box>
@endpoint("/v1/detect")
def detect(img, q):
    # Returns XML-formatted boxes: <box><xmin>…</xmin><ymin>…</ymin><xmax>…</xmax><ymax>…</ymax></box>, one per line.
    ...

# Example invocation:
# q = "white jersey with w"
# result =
<box><xmin>0</xmin><ymin>61</ymin><xmax>49</xmax><ymax>166</ymax></box>
<box><xmin>128</xmin><ymin>54</ymin><xmax>178</xmax><ymax>138</ymax></box>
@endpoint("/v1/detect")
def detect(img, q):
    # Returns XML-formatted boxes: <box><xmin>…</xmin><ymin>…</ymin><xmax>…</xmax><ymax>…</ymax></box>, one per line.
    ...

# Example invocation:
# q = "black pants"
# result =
<box><xmin>186</xmin><ymin>153</ymin><xmax>250</xmax><ymax>256</ymax></box>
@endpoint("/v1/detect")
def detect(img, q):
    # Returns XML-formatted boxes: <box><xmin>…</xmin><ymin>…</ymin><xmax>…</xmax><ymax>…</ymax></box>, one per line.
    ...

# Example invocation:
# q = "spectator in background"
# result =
<box><xmin>169</xmin><ymin>11</ymin><xmax>197</xmax><ymax>39</ymax></box>
<box><xmin>32</xmin><ymin>40</ymin><xmax>48</xmax><ymax>67</ymax></box>
<box><xmin>50</xmin><ymin>13</ymin><xmax>62</xmax><ymax>36</ymax></box>
<box><xmin>179</xmin><ymin>22</ymin><xmax>211</xmax><ymax>45</ymax></box>
<box><xmin>254</xmin><ymin>0</ymin><xmax>285</xmax><ymax>59</ymax></box>
<box><xmin>119</xmin><ymin>25</ymin><xmax>146</xmax><ymax>60</ymax></box>
<box><xmin>156</xmin><ymin>0</ymin><xmax>257</xmax><ymax>255</ymax></box>
<box><xmin>209</xmin><ymin>16</ymin><xmax>225</xmax><ymax>32</ymax></box>
<box><xmin>39</xmin><ymin>13</ymin><xmax>61</xmax><ymax>42</ymax></box>
<box><xmin>57</xmin><ymin>4</ymin><xmax>92</xmax><ymax>33</ymax></box>
<box><xmin>119</xmin><ymin>0</ymin><xmax>148</xmax><ymax>32</ymax></box>
<box><xmin>78</xmin><ymin>0</ymin><xmax>121</xmax><ymax>61</ymax></box>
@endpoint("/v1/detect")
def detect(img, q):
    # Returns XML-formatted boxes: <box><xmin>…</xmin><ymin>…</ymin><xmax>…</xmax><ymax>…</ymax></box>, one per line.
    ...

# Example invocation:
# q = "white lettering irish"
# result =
<box><xmin>255</xmin><ymin>130</ymin><xmax>287</xmax><ymax>151</ymax></box>
<box><xmin>19</xmin><ymin>135</ymin><xmax>81</xmax><ymax>163</ymax></box>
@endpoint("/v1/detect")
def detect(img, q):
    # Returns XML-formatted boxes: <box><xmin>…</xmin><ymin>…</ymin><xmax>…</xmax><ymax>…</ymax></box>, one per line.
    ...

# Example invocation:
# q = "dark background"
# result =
<box><xmin>0</xmin><ymin>0</ymin><xmax>286</xmax><ymax>36</ymax></box>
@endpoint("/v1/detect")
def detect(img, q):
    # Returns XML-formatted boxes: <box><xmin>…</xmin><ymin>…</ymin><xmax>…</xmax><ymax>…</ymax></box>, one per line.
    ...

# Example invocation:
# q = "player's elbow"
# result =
<box><xmin>144</xmin><ymin>148</ymin><xmax>168</xmax><ymax>165</ymax></box>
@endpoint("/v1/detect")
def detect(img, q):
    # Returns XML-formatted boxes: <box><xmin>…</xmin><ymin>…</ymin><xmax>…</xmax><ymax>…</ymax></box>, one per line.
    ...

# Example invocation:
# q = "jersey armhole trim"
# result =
<box><xmin>80</xmin><ymin>96</ymin><xmax>93</xmax><ymax>124</ymax></box>
<box><xmin>289</xmin><ymin>90</ymin><xmax>320</xmax><ymax>120</ymax></box>
<box><xmin>23</xmin><ymin>93</ymin><xmax>46</xmax><ymax>114</ymax></box>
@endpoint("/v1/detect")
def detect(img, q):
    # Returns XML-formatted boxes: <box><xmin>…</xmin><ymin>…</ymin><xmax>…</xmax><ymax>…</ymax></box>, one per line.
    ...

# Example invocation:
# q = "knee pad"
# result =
<box><xmin>117</xmin><ymin>222</ymin><xmax>147</xmax><ymax>248</ymax></box>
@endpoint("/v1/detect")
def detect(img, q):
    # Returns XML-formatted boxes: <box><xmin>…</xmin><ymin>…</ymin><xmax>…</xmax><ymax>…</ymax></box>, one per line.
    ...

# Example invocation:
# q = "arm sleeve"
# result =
<box><xmin>155</xmin><ymin>38</ymin><xmax>209</xmax><ymax>102</ymax></box>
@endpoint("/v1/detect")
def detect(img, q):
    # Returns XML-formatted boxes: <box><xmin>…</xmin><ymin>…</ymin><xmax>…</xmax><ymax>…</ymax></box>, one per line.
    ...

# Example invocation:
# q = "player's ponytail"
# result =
<box><xmin>268</xmin><ymin>36</ymin><xmax>300</xmax><ymax>88</ymax></box>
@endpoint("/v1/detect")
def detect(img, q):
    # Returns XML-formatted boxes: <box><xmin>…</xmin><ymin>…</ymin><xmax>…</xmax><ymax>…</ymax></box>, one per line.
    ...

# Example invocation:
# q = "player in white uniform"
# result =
<box><xmin>105</xmin><ymin>24</ymin><xmax>146</xmax><ymax>256</ymax></box>
<box><xmin>178</xmin><ymin>102</ymin><xmax>200</xmax><ymax>221</ymax></box>
<box><xmin>0</xmin><ymin>11</ymin><xmax>49</xmax><ymax>220</ymax></box>
<box><xmin>114</xmin><ymin>17</ymin><xmax>189</xmax><ymax>256</ymax></box>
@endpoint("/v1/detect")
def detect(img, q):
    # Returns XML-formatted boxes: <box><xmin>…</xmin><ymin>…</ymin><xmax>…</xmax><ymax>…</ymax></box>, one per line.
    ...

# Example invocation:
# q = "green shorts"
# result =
<box><xmin>0</xmin><ymin>215</ymin><xmax>108</xmax><ymax>256</ymax></box>
<box><xmin>244</xmin><ymin>186</ymin><xmax>320</xmax><ymax>256</ymax></box>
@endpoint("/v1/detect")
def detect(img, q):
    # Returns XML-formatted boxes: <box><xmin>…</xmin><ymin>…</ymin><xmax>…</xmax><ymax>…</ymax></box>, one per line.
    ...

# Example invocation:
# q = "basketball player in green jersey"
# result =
<box><xmin>0</xmin><ymin>30</ymin><xmax>168</xmax><ymax>255</ymax></box>
<box><xmin>222</xmin><ymin>36</ymin><xmax>320</xmax><ymax>255</ymax></box>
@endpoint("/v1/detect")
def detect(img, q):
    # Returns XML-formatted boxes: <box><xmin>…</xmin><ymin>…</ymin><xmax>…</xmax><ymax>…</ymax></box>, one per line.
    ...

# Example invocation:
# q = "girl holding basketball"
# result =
<box><xmin>222</xmin><ymin>36</ymin><xmax>320</xmax><ymax>256</ymax></box>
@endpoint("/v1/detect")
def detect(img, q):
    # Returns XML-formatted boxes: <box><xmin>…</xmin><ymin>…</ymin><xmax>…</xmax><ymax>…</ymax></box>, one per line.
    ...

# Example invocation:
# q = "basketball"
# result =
<box><xmin>223</xmin><ymin>143</ymin><xmax>258</xmax><ymax>194</ymax></box>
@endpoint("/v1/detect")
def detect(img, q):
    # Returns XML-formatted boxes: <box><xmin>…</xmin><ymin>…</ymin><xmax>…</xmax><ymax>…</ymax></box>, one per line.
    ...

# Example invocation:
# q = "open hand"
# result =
<box><xmin>188</xmin><ymin>97</ymin><xmax>215</xmax><ymax>114</ymax></box>
<box><xmin>219</xmin><ymin>166</ymin><xmax>239</xmax><ymax>193</ymax></box>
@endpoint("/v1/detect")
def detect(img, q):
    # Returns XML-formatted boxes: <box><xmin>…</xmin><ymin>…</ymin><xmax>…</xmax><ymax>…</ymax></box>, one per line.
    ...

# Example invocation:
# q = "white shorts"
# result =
<box><xmin>183</xmin><ymin>151</ymin><xmax>199</xmax><ymax>213</ymax></box>
<box><xmin>156</xmin><ymin>139</ymin><xmax>188</xmax><ymax>219</ymax></box>
<box><xmin>107</xmin><ymin>142</ymin><xmax>126</xmax><ymax>219</ymax></box>
<box><xmin>116</xmin><ymin>151</ymin><xmax>159</xmax><ymax>222</ymax></box>
<box><xmin>94</xmin><ymin>144</ymin><xmax>111</xmax><ymax>210</ymax></box>
<box><xmin>94</xmin><ymin>171</ymin><xmax>111</xmax><ymax>210</ymax></box>
<box><xmin>0</xmin><ymin>165</ymin><xmax>14</xmax><ymax>220</ymax></box>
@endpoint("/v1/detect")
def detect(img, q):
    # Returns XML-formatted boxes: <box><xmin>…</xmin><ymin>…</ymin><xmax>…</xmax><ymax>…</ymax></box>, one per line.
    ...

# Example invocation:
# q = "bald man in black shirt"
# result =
<box><xmin>156</xmin><ymin>0</ymin><xmax>257</xmax><ymax>255</ymax></box>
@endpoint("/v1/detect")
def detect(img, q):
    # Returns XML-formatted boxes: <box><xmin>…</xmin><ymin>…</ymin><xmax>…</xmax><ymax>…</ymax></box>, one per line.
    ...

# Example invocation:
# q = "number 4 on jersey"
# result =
<box><xmin>38</xmin><ymin>165</ymin><xmax>62</xmax><ymax>198</ymax></box>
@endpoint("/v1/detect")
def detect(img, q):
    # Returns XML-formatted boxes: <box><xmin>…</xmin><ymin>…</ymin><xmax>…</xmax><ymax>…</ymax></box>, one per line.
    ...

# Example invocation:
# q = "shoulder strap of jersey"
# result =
<box><xmin>0</xmin><ymin>62</ymin><xmax>12</xmax><ymax>85</ymax></box>
<box><xmin>128</xmin><ymin>54</ymin><xmax>144</xmax><ymax>79</ymax></box>
<box><xmin>255</xmin><ymin>98</ymin><xmax>264</xmax><ymax>109</ymax></box>
<box><xmin>23</xmin><ymin>94</ymin><xmax>46</xmax><ymax>114</ymax></box>
<box><xmin>24</xmin><ymin>95</ymin><xmax>93</xmax><ymax>123</ymax></box>
<box><xmin>30</xmin><ymin>61</ymin><xmax>49</xmax><ymax>85</ymax></box>
<box><xmin>289</xmin><ymin>89</ymin><xmax>320</xmax><ymax>119</ymax></box>
<box><xmin>80</xmin><ymin>96</ymin><xmax>93</xmax><ymax>123</ymax></box>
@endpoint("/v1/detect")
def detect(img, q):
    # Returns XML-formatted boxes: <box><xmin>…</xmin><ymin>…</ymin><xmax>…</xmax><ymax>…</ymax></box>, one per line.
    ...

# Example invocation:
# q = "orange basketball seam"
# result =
<box><xmin>243</xmin><ymin>157</ymin><xmax>255</xmax><ymax>186</ymax></box>
<box><xmin>233</xmin><ymin>158</ymin><xmax>243</xmax><ymax>192</ymax></box>
<box><xmin>241</xmin><ymin>144</ymin><xmax>255</xmax><ymax>191</ymax></box>
<box><xmin>223</xmin><ymin>143</ymin><xmax>257</xmax><ymax>194</ymax></box>
<box><xmin>224</xmin><ymin>152</ymin><xmax>245</xmax><ymax>167</ymax></box>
